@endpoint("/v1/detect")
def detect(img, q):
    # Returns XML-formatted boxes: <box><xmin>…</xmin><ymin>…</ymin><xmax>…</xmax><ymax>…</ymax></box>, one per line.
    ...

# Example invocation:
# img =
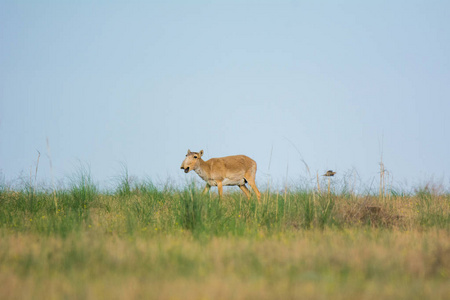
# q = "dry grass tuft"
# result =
<box><xmin>337</xmin><ymin>196</ymin><xmax>404</xmax><ymax>228</ymax></box>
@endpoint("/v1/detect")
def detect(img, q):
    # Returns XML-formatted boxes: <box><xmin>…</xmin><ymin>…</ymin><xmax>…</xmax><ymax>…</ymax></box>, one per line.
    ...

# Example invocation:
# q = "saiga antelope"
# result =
<box><xmin>180</xmin><ymin>149</ymin><xmax>261</xmax><ymax>201</ymax></box>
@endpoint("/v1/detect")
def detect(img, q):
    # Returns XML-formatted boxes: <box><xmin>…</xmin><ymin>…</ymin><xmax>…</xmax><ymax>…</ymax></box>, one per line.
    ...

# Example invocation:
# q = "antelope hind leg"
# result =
<box><xmin>239</xmin><ymin>185</ymin><xmax>251</xmax><ymax>199</ymax></box>
<box><xmin>248</xmin><ymin>179</ymin><xmax>261</xmax><ymax>202</ymax></box>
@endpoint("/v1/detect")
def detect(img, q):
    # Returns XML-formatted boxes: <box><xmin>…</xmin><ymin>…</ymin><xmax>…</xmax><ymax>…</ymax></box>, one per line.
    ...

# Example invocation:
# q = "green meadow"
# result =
<box><xmin>0</xmin><ymin>170</ymin><xmax>449</xmax><ymax>300</ymax></box>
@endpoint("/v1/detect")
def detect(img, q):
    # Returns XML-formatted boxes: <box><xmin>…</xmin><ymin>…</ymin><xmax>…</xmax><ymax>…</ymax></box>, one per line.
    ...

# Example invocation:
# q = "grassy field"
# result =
<box><xmin>0</xmin><ymin>172</ymin><xmax>449</xmax><ymax>300</ymax></box>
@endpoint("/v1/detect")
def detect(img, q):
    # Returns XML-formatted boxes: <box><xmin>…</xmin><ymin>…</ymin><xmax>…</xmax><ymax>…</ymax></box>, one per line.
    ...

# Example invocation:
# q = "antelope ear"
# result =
<box><xmin>199</xmin><ymin>150</ymin><xmax>204</xmax><ymax>157</ymax></box>
<box><xmin>187</xmin><ymin>149</ymin><xmax>191</xmax><ymax>155</ymax></box>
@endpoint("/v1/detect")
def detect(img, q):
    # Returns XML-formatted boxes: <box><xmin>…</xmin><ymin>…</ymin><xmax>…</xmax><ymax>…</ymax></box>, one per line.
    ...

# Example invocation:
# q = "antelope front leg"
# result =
<box><xmin>202</xmin><ymin>184</ymin><xmax>211</xmax><ymax>195</ymax></box>
<box><xmin>217</xmin><ymin>181</ymin><xmax>223</xmax><ymax>199</ymax></box>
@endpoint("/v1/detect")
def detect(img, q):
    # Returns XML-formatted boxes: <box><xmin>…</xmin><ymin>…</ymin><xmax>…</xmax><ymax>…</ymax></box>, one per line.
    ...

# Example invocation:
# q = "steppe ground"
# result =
<box><xmin>0</xmin><ymin>173</ymin><xmax>449</xmax><ymax>299</ymax></box>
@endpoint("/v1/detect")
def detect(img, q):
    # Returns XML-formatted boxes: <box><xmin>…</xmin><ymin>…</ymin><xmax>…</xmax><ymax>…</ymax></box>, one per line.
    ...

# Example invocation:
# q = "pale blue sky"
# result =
<box><xmin>1</xmin><ymin>1</ymin><xmax>449</xmax><ymax>191</ymax></box>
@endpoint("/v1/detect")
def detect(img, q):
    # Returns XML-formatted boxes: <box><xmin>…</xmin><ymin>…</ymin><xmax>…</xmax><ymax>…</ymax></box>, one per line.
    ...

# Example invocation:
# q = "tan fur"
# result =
<box><xmin>180</xmin><ymin>149</ymin><xmax>261</xmax><ymax>201</ymax></box>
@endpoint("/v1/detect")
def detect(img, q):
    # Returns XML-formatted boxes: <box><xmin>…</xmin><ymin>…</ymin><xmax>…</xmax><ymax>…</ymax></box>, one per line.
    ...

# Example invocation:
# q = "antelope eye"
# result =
<box><xmin>194</xmin><ymin>156</ymin><xmax>198</xmax><ymax>159</ymax></box>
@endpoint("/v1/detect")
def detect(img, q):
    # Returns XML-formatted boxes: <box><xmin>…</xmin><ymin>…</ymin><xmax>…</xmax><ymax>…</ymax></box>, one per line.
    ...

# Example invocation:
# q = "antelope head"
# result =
<box><xmin>180</xmin><ymin>149</ymin><xmax>203</xmax><ymax>173</ymax></box>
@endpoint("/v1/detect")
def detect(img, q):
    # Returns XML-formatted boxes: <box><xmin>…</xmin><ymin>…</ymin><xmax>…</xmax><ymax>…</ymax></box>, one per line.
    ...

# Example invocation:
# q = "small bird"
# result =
<box><xmin>323</xmin><ymin>170</ymin><xmax>336</xmax><ymax>177</ymax></box>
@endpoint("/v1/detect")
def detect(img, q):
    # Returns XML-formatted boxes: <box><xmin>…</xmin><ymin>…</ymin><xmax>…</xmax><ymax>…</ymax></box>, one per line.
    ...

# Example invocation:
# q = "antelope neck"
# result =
<box><xmin>194</xmin><ymin>158</ymin><xmax>210</xmax><ymax>181</ymax></box>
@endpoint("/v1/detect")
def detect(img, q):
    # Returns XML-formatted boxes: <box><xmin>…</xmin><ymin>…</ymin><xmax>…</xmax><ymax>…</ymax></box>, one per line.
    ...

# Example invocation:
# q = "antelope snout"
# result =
<box><xmin>180</xmin><ymin>164</ymin><xmax>190</xmax><ymax>173</ymax></box>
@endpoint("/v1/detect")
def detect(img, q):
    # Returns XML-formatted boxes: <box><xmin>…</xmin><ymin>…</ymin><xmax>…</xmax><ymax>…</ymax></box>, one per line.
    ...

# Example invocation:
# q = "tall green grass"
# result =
<box><xmin>1</xmin><ymin>169</ymin><xmax>448</xmax><ymax>239</ymax></box>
